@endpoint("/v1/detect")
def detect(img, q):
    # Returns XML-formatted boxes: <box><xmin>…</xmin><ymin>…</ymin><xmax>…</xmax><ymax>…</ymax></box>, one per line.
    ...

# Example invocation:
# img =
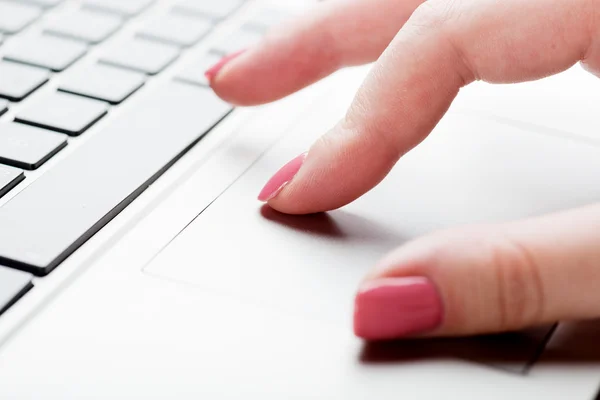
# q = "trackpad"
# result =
<box><xmin>144</xmin><ymin>111</ymin><xmax>600</xmax><ymax>371</ymax></box>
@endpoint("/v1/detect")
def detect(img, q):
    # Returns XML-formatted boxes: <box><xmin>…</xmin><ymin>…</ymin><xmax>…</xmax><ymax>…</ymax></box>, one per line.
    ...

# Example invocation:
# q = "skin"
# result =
<box><xmin>209</xmin><ymin>0</ymin><xmax>600</xmax><ymax>338</ymax></box>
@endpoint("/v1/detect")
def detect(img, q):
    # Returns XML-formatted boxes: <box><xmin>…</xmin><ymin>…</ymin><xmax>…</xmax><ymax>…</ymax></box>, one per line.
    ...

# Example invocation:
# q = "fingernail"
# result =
<box><xmin>258</xmin><ymin>152</ymin><xmax>307</xmax><ymax>202</ymax></box>
<box><xmin>204</xmin><ymin>49</ymin><xmax>247</xmax><ymax>82</ymax></box>
<box><xmin>354</xmin><ymin>277</ymin><xmax>443</xmax><ymax>340</ymax></box>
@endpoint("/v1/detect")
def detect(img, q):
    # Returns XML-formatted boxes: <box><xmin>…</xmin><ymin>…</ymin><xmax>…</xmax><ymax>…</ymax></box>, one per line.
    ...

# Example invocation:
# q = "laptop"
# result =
<box><xmin>0</xmin><ymin>0</ymin><xmax>599</xmax><ymax>398</ymax></box>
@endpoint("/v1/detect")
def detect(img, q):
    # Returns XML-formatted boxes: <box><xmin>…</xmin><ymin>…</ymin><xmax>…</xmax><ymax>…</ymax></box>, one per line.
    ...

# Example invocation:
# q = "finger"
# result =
<box><xmin>260</xmin><ymin>0</ymin><xmax>600</xmax><ymax>214</ymax></box>
<box><xmin>207</xmin><ymin>0</ymin><xmax>425</xmax><ymax>106</ymax></box>
<box><xmin>353</xmin><ymin>204</ymin><xmax>600</xmax><ymax>340</ymax></box>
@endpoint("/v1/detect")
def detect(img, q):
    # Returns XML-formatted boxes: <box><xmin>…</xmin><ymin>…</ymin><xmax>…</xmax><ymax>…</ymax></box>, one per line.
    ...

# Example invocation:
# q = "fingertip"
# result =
<box><xmin>208</xmin><ymin>48</ymin><xmax>285</xmax><ymax>106</ymax></box>
<box><xmin>204</xmin><ymin>49</ymin><xmax>248</xmax><ymax>83</ymax></box>
<box><xmin>257</xmin><ymin>152</ymin><xmax>307</xmax><ymax>203</ymax></box>
<box><xmin>353</xmin><ymin>276</ymin><xmax>444</xmax><ymax>340</ymax></box>
<box><xmin>206</xmin><ymin>49</ymin><xmax>265</xmax><ymax>106</ymax></box>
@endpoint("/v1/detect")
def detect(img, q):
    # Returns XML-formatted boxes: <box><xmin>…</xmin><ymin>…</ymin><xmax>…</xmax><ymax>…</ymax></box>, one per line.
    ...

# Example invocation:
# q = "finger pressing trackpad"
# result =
<box><xmin>144</xmin><ymin>112</ymin><xmax>600</xmax><ymax>372</ymax></box>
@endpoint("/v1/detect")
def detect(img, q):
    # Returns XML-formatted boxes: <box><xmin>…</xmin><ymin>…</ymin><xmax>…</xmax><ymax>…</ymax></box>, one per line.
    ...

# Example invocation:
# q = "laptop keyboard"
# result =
<box><xmin>0</xmin><ymin>0</ymin><xmax>287</xmax><ymax>314</ymax></box>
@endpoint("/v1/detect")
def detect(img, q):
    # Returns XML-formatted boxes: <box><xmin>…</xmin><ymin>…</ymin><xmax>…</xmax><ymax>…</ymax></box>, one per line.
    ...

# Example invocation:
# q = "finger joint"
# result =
<box><xmin>491</xmin><ymin>235</ymin><xmax>546</xmax><ymax>331</ymax></box>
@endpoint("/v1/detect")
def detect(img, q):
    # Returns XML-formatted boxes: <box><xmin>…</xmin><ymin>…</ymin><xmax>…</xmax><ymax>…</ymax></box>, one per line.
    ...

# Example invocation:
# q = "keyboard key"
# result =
<box><xmin>0</xmin><ymin>61</ymin><xmax>49</xmax><ymax>101</ymax></box>
<box><xmin>0</xmin><ymin>82</ymin><xmax>231</xmax><ymax>276</ymax></box>
<box><xmin>59</xmin><ymin>63</ymin><xmax>145</xmax><ymax>104</ymax></box>
<box><xmin>0</xmin><ymin>266</ymin><xmax>32</xmax><ymax>316</ymax></box>
<box><xmin>4</xmin><ymin>35</ymin><xmax>87</xmax><ymax>72</ymax></box>
<box><xmin>15</xmin><ymin>92</ymin><xmax>108</xmax><ymax>136</ymax></box>
<box><xmin>175</xmin><ymin>53</ymin><xmax>222</xmax><ymax>86</ymax></box>
<box><xmin>0</xmin><ymin>123</ymin><xmax>67</xmax><ymax>170</ymax></box>
<box><xmin>173</xmin><ymin>0</ymin><xmax>244</xmax><ymax>20</ymax></box>
<box><xmin>244</xmin><ymin>7</ymin><xmax>290</xmax><ymax>32</ymax></box>
<box><xmin>211</xmin><ymin>28</ymin><xmax>263</xmax><ymax>56</ymax></box>
<box><xmin>99</xmin><ymin>38</ymin><xmax>179</xmax><ymax>75</ymax></box>
<box><xmin>18</xmin><ymin>0</ymin><xmax>62</xmax><ymax>9</ymax></box>
<box><xmin>0</xmin><ymin>2</ymin><xmax>41</xmax><ymax>34</ymax></box>
<box><xmin>82</xmin><ymin>0</ymin><xmax>154</xmax><ymax>18</ymax></box>
<box><xmin>0</xmin><ymin>99</ymin><xmax>8</xmax><ymax>117</ymax></box>
<box><xmin>137</xmin><ymin>12</ymin><xmax>212</xmax><ymax>48</ymax></box>
<box><xmin>0</xmin><ymin>164</ymin><xmax>24</xmax><ymax>199</ymax></box>
<box><xmin>44</xmin><ymin>9</ymin><xmax>123</xmax><ymax>44</ymax></box>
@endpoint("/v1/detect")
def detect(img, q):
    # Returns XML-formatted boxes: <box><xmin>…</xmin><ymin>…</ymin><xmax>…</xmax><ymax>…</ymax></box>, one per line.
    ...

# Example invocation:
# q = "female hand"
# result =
<box><xmin>207</xmin><ymin>0</ymin><xmax>600</xmax><ymax>341</ymax></box>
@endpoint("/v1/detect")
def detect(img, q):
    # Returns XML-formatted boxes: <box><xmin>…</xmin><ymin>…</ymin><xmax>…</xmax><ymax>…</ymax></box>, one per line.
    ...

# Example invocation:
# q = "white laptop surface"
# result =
<box><xmin>0</xmin><ymin>1</ymin><xmax>599</xmax><ymax>399</ymax></box>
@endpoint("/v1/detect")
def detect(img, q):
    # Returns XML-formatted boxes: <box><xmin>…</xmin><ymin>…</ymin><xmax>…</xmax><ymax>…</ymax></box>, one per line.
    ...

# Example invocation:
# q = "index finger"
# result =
<box><xmin>262</xmin><ymin>0</ymin><xmax>600</xmax><ymax>214</ymax></box>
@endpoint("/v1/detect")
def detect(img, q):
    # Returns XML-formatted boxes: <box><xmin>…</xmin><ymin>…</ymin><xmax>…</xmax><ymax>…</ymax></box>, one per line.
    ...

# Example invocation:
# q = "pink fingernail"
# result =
<box><xmin>354</xmin><ymin>277</ymin><xmax>444</xmax><ymax>341</ymax></box>
<box><xmin>258</xmin><ymin>152</ymin><xmax>307</xmax><ymax>202</ymax></box>
<box><xmin>204</xmin><ymin>49</ymin><xmax>247</xmax><ymax>82</ymax></box>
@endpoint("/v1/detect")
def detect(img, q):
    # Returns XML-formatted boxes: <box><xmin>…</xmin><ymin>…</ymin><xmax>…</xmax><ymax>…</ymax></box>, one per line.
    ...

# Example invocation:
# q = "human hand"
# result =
<box><xmin>206</xmin><ymin>0</ymin><xmax>600</xmax><ymax>341</ymax></box>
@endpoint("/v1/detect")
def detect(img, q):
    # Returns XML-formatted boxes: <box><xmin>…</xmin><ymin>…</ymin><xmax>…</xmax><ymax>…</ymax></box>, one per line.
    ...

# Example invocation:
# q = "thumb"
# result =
<box><xmin>353</xmin><ymin>204</ymin><xmax>600</xmax><ymax>340</ymax></box>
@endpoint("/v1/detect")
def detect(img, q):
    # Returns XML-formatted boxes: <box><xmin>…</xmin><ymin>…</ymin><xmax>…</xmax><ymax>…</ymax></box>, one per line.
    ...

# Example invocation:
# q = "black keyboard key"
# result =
<box><xmin>0</xmin><ymin>61</ymin><xmax>49</xmax><ymax>102</ymax></box>
<box><xmin>59</xmin><ymin>63</ymin><xmax>145</xmax><ymax>104</ymax></box>
<box><xmin>44</xmin><ymin>9</ymin><xmax>123</xmax><ymax>44</ymax></box>
<box><xmin>4</xmin><ymin>35</ymin><xmax>87</xmax><ymax>72</ymax></box>
<box><xmin>0</xmin><ymin>2</ymin><xmax>41</xmax><ymax>35</ymax></box>
<box><xmin>0</xmin><ymin>164</ymin><xmax>24</xmax><ymax>199</ymax></box>
<box><xmin>0</xmin><ymin>123</ymin><xmax>67</xmax><ymax>170</ymax></box>
<box><xmin>0</xmin><ymin>266</ymin><xmax>32</xmax><ymax>316</ymax></box>
<box><xmin>15</xmin><ymin>91</ymin><xmax>108</xmax><ymax>136</ymax></box>
<box><xmin>0</xmin><ymin>82</ymin><xmax>231</xmax><ymax>276</ymax></box>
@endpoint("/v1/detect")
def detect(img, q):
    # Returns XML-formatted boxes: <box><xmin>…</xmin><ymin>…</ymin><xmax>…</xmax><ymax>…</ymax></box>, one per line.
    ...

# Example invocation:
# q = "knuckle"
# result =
<box><xmin>488</xmin><ymin>235</ymin><xmax>546</xmax><ymax>330</ymax></box>
<box><xmin>313</xmin><ymin>119</ymin><xmax>351</xmax><ymax>156</ymax></box>
<box><xmin>339</xmin><ymin>108</ymin><xmax>405</xmax><ymax>162</ymax></box>
<box><xmin>409</xmin><ymin>0</ymin><xmax>459</xmax><ymax>29</ymax></box>
<box><xmin>407</xmin><ymin>0</ymin><xmax>475</xmax><ymax>84</ymax></box>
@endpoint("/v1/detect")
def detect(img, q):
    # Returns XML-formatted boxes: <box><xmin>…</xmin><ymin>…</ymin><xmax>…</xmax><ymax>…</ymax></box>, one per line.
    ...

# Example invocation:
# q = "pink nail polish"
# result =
<box><xmin>258</xmin><ymin>152</ymin><xmax>307</xmax><ymax>202</ymax></box>
<box><xmin>204</xmin><ymin>49</ymin><xmax>247</xmax><ymax>82</ymax></box>
<box><xmin>354</xmin><ymin>277</ymin><xmax>443</xmax><ymax>340</ymax></box>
